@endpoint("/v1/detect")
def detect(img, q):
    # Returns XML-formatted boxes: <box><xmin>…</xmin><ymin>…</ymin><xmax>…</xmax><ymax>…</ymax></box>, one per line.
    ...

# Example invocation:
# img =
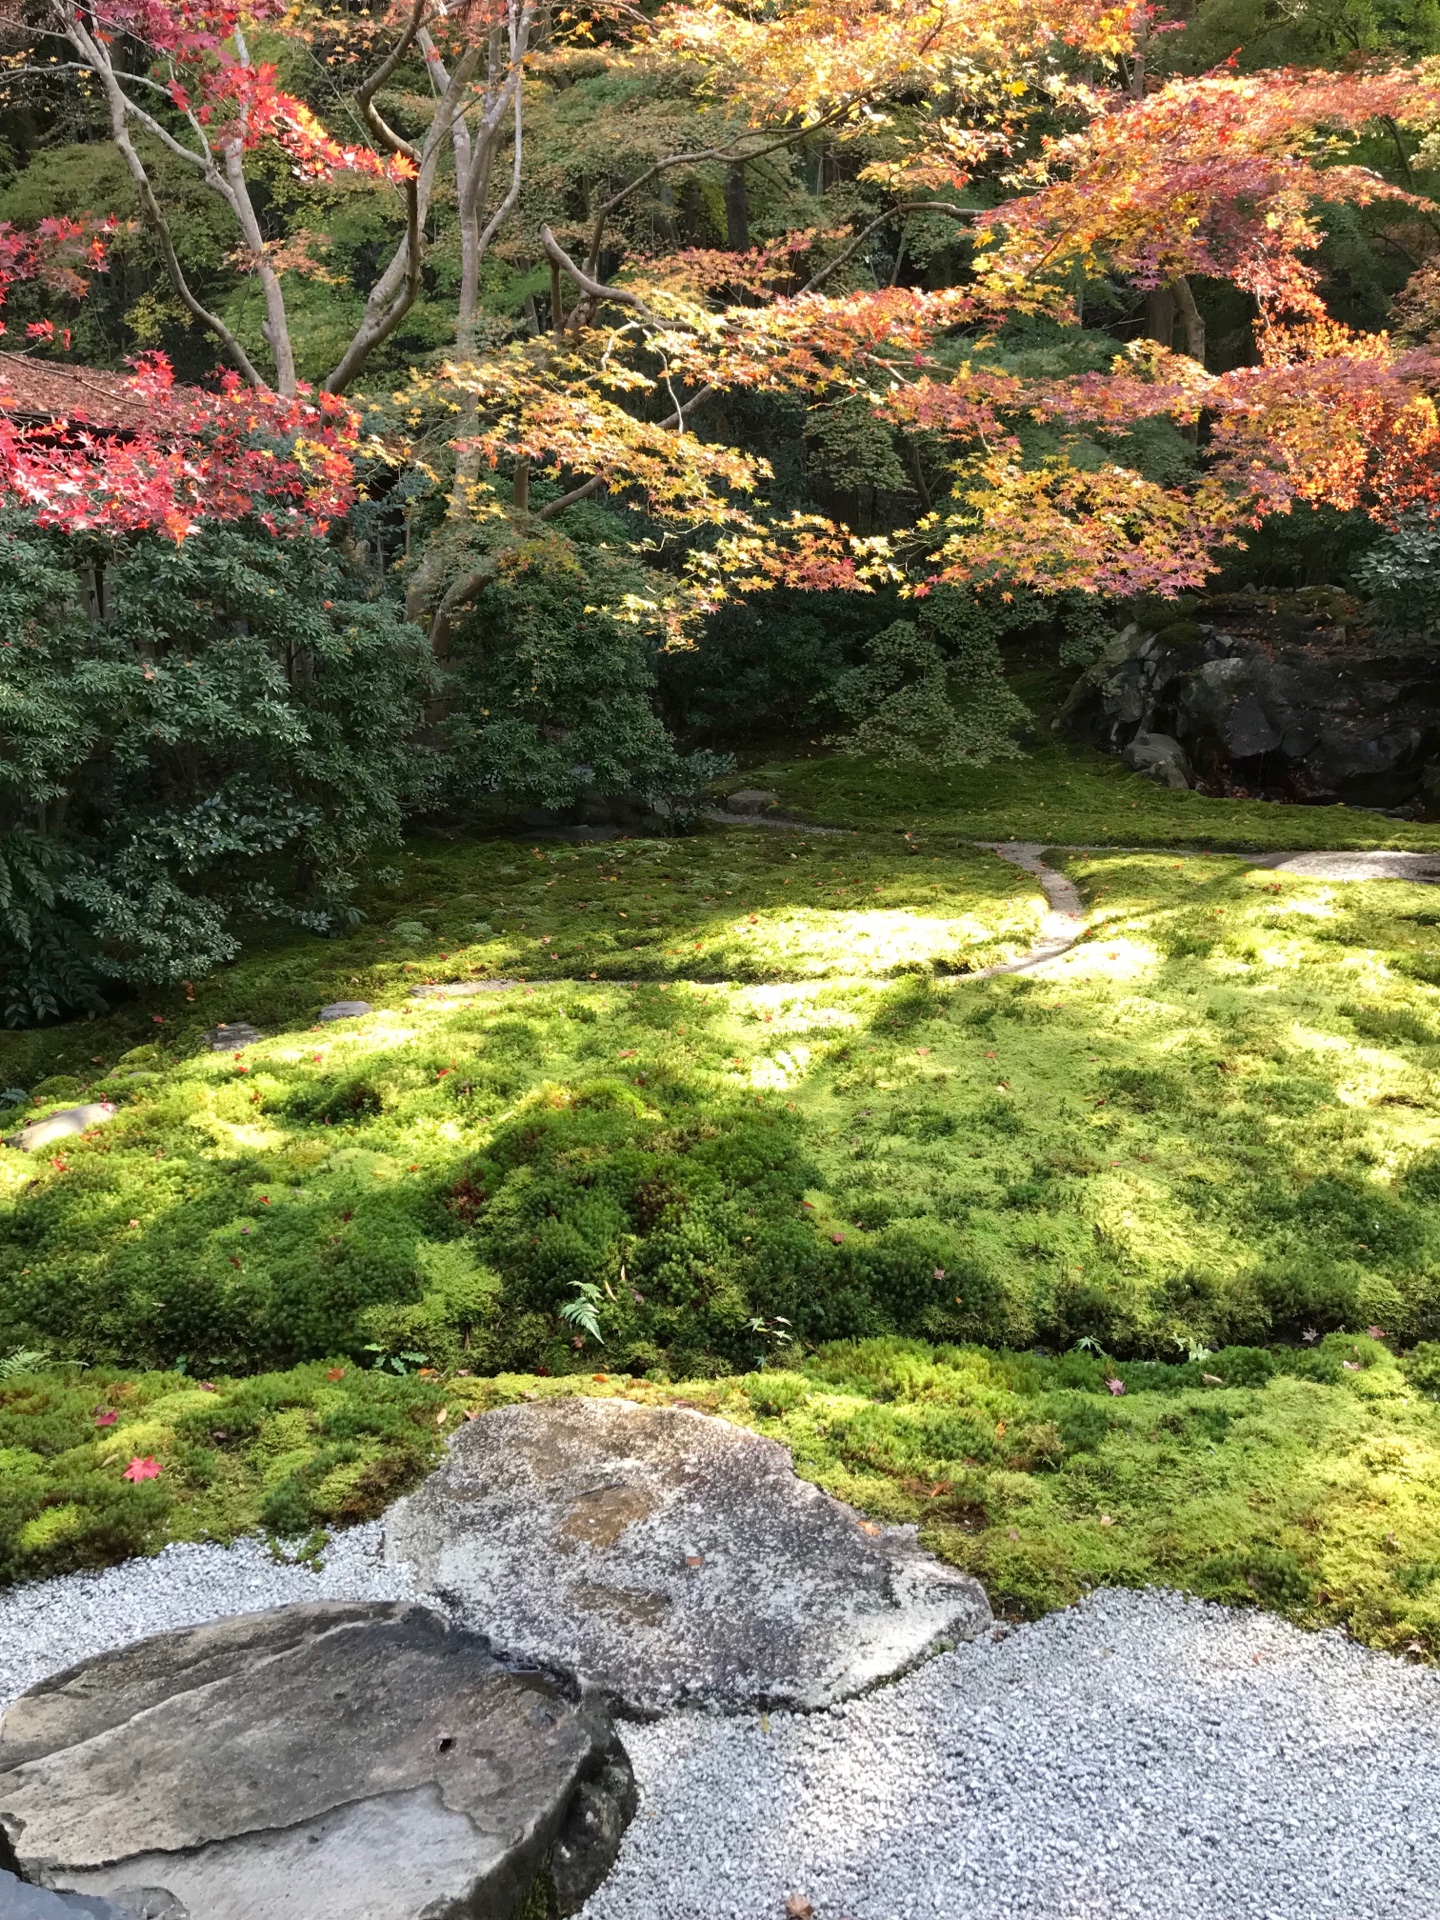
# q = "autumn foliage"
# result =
<box><xmin>2</xmin><ymin>0</ymin><xmax>1440</xmax><ymax>602</ymax></box>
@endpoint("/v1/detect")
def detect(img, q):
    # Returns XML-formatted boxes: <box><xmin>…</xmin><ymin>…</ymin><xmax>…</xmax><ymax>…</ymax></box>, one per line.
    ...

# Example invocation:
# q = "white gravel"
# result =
<box><xmin>3</xmin><ymin>1557</ymin><xmax>1438</xmax><ymax>1919</ymax></box>
<box><xmin>0</xmin><ymin>1524</ymin><xmax>413</xmax><ymax>1712</ymax></box>
<box><xmin>582</xmin><ymin>1587</ymin><xmax>1440</xmax><ymax>1920</ymax></box>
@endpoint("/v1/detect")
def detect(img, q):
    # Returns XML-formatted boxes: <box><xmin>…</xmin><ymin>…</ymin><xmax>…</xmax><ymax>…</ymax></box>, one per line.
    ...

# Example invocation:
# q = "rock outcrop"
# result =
<box><xmin>0</xmin><ymin>1600</ymin><xmax>634</xmax><ymax>1920</ymax></box>
<box><xmin>1056</xmin><ymin>597</ymin><xmax>1440</xmax><ymax>808</ymax></box>
<box><xmin>385</xmin><ymin>1396</ymin><xmax>992</xmax><ymax>1716</ymax></box>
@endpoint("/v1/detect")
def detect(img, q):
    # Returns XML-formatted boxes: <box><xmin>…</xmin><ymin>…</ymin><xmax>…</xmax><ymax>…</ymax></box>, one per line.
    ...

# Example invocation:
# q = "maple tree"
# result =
<box><xmin>2</xmin><ymin>2</ymin><xmax>1438</xmax><ymax>597</ymax></box>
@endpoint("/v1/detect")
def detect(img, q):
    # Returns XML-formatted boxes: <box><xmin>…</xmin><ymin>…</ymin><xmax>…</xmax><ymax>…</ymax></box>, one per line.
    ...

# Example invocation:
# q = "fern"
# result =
<box><xmin>559</xmin><ymin>1282</ymin><xmax>605</xmax><ymax>1345</ymax></box>
<box><xmin>0</xmin><ymin>1349</ymin><xmax>49</xmax><ymax>1381</ymax></box>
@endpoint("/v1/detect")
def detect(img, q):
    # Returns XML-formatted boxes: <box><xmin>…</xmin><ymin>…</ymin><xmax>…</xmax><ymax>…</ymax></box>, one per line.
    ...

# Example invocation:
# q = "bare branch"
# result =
<box><xmin>798</xmin><ymin>200</ymin><xmax>979</xmax><ymax>296</ymax></box>
<box><xmin>541</xmin><ymin>225</ymin><xmax>660</xmax><ymax>324</ymax></box>
<box><xmin>355</xmin><ymin>0</ymin><xmax>428</xmax><ymax>161</ymax></box>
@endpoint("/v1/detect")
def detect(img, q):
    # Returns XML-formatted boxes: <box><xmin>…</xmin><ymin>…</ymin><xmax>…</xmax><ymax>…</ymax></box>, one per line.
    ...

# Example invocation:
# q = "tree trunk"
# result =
<box><xmin>1144</xmin><ymin>286</ymin><xmax>1175</xmax><ymax>348</ymax></box>
<box><xmin>1170</xmin><ymin>274</ymin><xmax>1206</xmax><ymax>366</ymax></box>
<box><xmin>725</xmin><ymin>164</ymin><xmax>750</xmax><ymax>252</ymax></box>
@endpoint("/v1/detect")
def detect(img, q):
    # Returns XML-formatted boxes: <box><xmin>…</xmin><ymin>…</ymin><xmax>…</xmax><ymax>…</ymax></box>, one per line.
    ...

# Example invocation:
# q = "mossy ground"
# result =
<box><xmin>10</xmin><ymin>746</ymin><xmax>1440</xmax><ymax>1654</ymax></box>
<box><xmin>746</xmin><ymin>720</ymin><xmax>1440</xmax><ymax>851</ymax></box>
<box><xmin>10</xmin><ymin>1334</ymin><xmax>1440</xmax><ymax>1663</ymax></box>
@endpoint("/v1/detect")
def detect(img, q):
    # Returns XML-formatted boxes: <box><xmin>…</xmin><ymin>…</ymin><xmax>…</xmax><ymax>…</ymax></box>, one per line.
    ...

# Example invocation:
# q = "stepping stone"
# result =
<box><xmin>203</xmin><ymin>1023</ymin><xmax>260</xmax><ymax>1051</ymax></box>
<box><xmin>4</xmin><ymin>1103</ymin><xmax>117</xmax><ymax>1154</ymax></box>
<box><xmin>409</xmin><ymin>978</ymin><xmax>521</xmax><ymax>999</ymax></box>
<box><xmin>385</xmin><ymin>1397</ymin><xmax>992</xmax><ymax>1716</ymax></box>
<box><xmin>317</xmin><ymin>1000</ymin><xmax>371</xmax><ymax>1021</ymax></box>
<box><xmin>0</xmin><ymin>1601</ymin><xmax>635</xmax><ymax>1920</ymax></box>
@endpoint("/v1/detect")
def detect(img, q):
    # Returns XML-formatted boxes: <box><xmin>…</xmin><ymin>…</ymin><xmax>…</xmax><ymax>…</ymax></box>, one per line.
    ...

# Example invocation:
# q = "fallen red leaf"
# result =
<box><xmin>94</xmin><ymin>1410</ymin><xmax>118</xmax><ymax>1428</ymax></box>
<box><xmin>326</xmin><ymin>1367</ymin><xmax>345</xmax><ymax>1381</ymax></box>
<box><xmin>123</xmin><ymin>1455</ymin><xmax>163</xmax><ymax>1482</ymax></box>
<box><xmin>1104</xmin><ymin>1376</ymin><xmax>1127</xmax><ymax>1396</ymax></box>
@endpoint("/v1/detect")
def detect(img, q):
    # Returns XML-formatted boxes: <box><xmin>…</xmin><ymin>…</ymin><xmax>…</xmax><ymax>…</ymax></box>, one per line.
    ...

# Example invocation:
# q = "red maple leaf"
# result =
<box><xmin>94</xmin><ymin>1409</ymin><xmax>118</xmax><ymax>1428</ymax></box>
<box><xmin>123</xmin><ymin>1455</ymin><xmax>163</xmax><ymax>1481</ymax></box>
<box><xmin>1104</xmin><ymin>1376</ymin><xmax>1127</xmax><ymax>1396</ymax></box>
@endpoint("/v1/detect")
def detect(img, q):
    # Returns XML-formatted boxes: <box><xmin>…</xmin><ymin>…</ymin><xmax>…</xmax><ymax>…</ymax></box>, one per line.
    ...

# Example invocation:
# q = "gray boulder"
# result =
<box><xmin>1120</xmin><ymin>730</ymin><xmax>1192</xmax><ymax>790</ymax></box>
<box><xmin>724</xmin><ymin>788</ymin><xmax>781</xmax><ymax>816</ymax></box>
<box><xmin>0</xmin><ymin>1601</ymin><xmax>633</xmax><ymax>1920</ymax></box>
<box><xmin>317</xmin><ymin>1000</ymin><xmax>371</xmax><ymax>1022</ymax></box>
<box><xmin>385</xmin><ymin>1397</ymin><xmax>991</xmax><ymax>1716</ymax></box>
<box><xmin>1056</xmin><ymin>599</ymin><xmax>1440</xmax><ymax>807</ymax></box>
<box><xmin>4</xmin><ymin>1104</ymin><xmax>117</xmax><ymax>1154</ymax></box>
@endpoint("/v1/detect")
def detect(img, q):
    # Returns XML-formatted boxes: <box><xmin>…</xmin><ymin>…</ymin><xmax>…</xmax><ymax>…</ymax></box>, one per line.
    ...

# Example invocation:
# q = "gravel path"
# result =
<box><xmin>4</xmin><ymin>1550</ymin><xmax>1436</xmax><ymax>1919</ymax></box>
<box><xmin>0</xmin><ymin>1524</ymin><xmax>413</xmax><ymax>1713</ymax></box>
<box><xmin>583</xmin><ymin>1587</ymin><xmax>1440</xmax><ymax>1920</ymax></box>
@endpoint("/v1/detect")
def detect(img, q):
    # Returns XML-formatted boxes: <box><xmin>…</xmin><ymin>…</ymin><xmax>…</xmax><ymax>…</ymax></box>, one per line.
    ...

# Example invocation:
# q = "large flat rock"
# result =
<box><xmin>0</xmin><ymin>1601</ymin><xmax>634</xmax><ymax>1920</ymax></box>
<box><xmin>385</xmin><ymin>1398</ymin><xmax>991</xmax><ymax>1715</ymax></box>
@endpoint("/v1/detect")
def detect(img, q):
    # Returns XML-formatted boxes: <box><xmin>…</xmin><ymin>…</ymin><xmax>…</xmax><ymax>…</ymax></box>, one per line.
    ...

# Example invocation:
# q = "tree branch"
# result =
<box><xmin>541</xmin><ymin>225</ymin><xmax>660</xmax><ymax>324</ymax></box>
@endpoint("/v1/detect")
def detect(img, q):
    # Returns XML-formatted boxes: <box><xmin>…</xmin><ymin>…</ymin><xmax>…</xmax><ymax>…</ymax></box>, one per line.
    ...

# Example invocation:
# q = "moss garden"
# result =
<box><xmin>12</xmin><ymin>756</ymin><xmax>1440</xmax><ymax>1661</ymax></box>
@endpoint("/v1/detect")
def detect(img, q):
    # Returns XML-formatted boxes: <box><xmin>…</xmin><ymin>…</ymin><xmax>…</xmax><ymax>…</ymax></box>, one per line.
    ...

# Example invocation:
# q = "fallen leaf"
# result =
<box><xmin>436</xmin><ymin>1408</ymin><xmax>449</xmax><ymax>1426</ymax></box>
<box><xmin>784</xmin><ymin>1899</ymin><xmax>815</xmax><ymax>1920</ymax></box>
<box><xmin>1367</xmin><ymin>1325</ymin><xmax>1388</xmax><ymax>1340</ymax></box>
<box><xmin>858</xmin><ymin>1521</ymin><xmax>880</xmax><ymax>1536</ymax></box>
<box><xmin>326</xmin><ymin>1367</ymin><xmax>345</xmax><ymax>1381</ymax></box>
<box><xmin>123</xmin><ymin>1455</ymin><xmax>163</xmax><ymax>1482</ymax></box>
<box><xmin>592</xmin><ymin>1373</ymin><xmax>608</xmax><ymax>1383</ymax></box>
<box><xmin>1007</xmin><ymin>1526</ymin><xmax>1021</xmax><ymax>1541</ymax></box>
<box><xmin>995</xmin><ymin>1420</ymin><xmax>1007</xmax><ymax>1437</ymax></box>
<box><xmin>93</xmin><ymin>1410</ymin><xmax>118</xmax><ymax>1428</ymax></box>
<box><xmin>1343</xmin><ymin>1360</ymin><xmax>1362</xmax><ymax>1371</ymax></box>
<box><xmin>1201</xmin><ymin>1373</ymin><xmax>1224</xmax><ymax>1386</ymax></box>
<box><xmin>1099</xmin><ymin>1513</ymin><xmax>1115</xmax><ymax>1527</ymax></box>
<box><xmin>1104</xmin><ymin>1376</ymin><xmax>1127</xmax><ymax>1396</ymax></box>
<box><xmin>1302</xmin><ymin>1327</ymin><xmax>1319</xmax><ymax>1343</ymax></box>
<box><xmin>685</xmin><ymin>1554</ymin><xmax>706</xmax><ymax>1568</ymax></box>
<box><xmin>831</xmin><ymin>1231</ymin><xmax>845</xmax><ymax>1244</ymax></box>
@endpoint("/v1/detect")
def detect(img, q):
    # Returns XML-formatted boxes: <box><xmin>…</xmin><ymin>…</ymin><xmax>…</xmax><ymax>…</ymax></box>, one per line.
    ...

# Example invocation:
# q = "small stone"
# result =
<box><xmin>385</xmin><ymin>1398</ymin><xmax>991</xmax><ymax>1716</ymax></box>
<box><xmin>724</xmin><ymin>788</ymin><xmax>781</xmax><ymax>816</ymax></box>
<box><xmin>0</xmin><ymin>1601</ymin><xmax>634</xmax><ymax>1920</ymax></box>
<box><xmin>4</xmin><ymin>1104</ymin><xmax>117</xmax><ymax>1154</ymax></box>
<box><xmin>203</xmin><ymin>1024</ymin><xmax>260</xmax><ymax>1052</ymax></box>
<box><xmin>317</xmin><ymin>1001</ymin><xmax>371</xmax><ymax>1022</ymax></box>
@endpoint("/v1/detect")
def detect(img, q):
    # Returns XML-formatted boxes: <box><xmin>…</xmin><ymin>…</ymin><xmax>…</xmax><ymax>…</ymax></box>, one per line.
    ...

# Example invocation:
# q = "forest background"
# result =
<box><xmin>6</xmin><ymin>0</ymin><xmax>1440</xmax><ymax>1019</ymax></box>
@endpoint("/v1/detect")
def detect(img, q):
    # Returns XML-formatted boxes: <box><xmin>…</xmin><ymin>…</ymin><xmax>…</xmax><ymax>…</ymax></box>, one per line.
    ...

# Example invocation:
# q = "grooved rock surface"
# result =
<box><xmin>317</xmin><ymin>1000</ymin><xmax>371</xmax><ymax>1022</ymax></box>
<box><xmin>385</xmin><ymin>1398</ymin><xmax>991</xmax><ymax>1716</ymax></box>
<box><xmin>0</xmin><ymin>1601</ymin><xmax>633</xmax><ymax>1920</ymax></box>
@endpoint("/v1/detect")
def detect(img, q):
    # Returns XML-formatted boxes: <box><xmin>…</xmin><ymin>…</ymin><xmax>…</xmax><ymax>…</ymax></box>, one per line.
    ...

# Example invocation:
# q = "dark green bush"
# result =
<box><xmin>0</xmin><ymin>518</ymin><xmax>434</xmax><ymax>1024</ymax></box>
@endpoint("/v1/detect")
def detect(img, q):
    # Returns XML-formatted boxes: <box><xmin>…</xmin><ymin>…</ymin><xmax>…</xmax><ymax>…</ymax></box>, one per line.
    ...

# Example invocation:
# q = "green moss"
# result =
<box><xmin>746</xmin><ymin>741</ymin><xmax>1440</xmax><ymax>851</ymax></box>
<box><xmin>9</xmin><ymin>771</ymin><xmax>1440</xmax><ymax>1656</ymax></box>
<box><xmin>0</xmin><ymin>1361</ymin><xmax>448</xmax><ymax>1584</ymax></box>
